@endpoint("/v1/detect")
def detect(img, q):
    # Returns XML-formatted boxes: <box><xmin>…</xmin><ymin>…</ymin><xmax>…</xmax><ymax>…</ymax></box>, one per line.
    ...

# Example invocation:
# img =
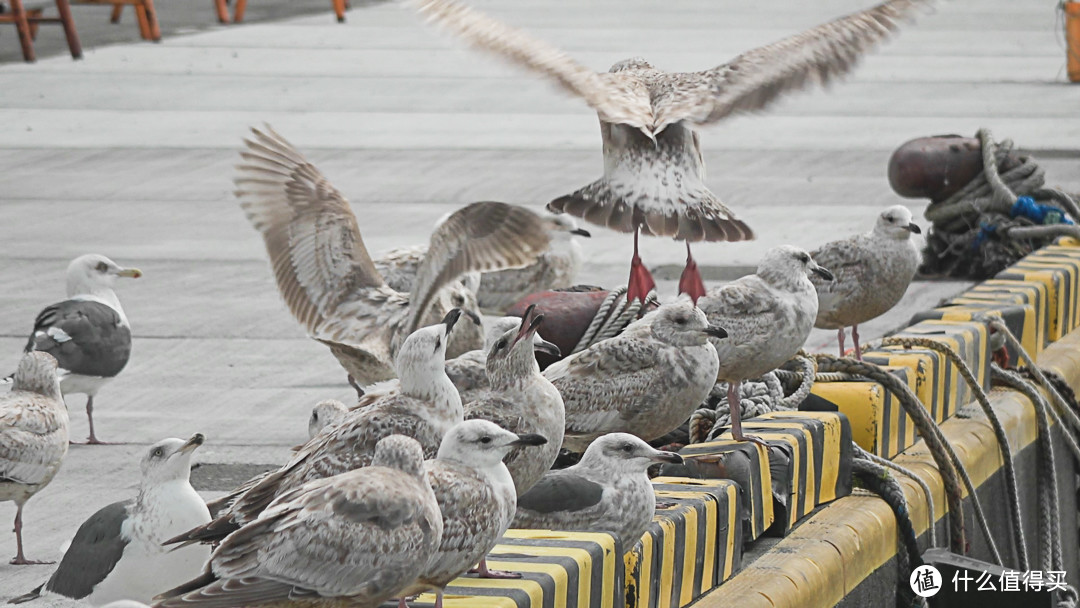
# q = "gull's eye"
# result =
<box><xmin>96</xmin><ymin>262</ymin><xmax>108</xmax><ymax>272</ymax></box>
<box><xmin>480</xmin><ymin>436</ymin><xmax>493</xmax><ymax>444</ymax></box>
<box><xmin>622</xmin><ymin>444</ymin><xmax>633</xmax><ymax>453</ymax></box>
<box><xmin>152</xmin><ymin>447</ymin><xmax>164</xmax><ymax>459</ymax></box>
<box><xmin>452</xmin><ymin>295</ymin><xmax>465</xmax><ymax>307</ymax></box>
<box><xmin>435</xmin><ymin>338</ymin><xmax>442</xmax><ymax>349</ymax></box>
<box><xmin>675</xmin><ymin>316</ymin><xmax>687</xmax><ymax>325</ymax></box>
<box><xmin>495</xmin><ymin>339</ymin><xmax>508</xmax><ymax>351</ymax></box>
<box><xmin>798</xmin><ymin>253</ymin><xmax>810</xmax><ymax>264</ymax></box>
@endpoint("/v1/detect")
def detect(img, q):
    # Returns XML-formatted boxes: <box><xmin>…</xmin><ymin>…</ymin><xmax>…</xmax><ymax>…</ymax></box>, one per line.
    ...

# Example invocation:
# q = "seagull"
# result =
<box><xmin>12</xmin><ymin>435</ymin><xmax>211</xmax><ymax>606</ymax></box>
<box><xmin>512</xmin><ymin>433</ymin><xmax>681</xmax><ymax>550</ymax></box>
<box><xmin>154</xmin><ymin>435</ymin><xmax>443</xmax><ymax>608</ymax></box>
<box><xmin>0</xmin><ymin>352</ymin><xmax>67</xmax><ymax>565</ymax></box>
<box><xmin>810</xmin><ymin>205</ymin><xmax>921</xmax><ymax>358</ymax></box>
<box><xmin>306</xmin><ymin>399</ymin><xmax>348</xmax><ymax>440</ymax></box>
<box><xmin>235</xmin><ymin>126</ymin><xmax>552</xmax><ymax>385</ymax></box>
<box><xmin>376</xmin><ymin>212</ymin><xmax>589</xmax><ymax>315</ymax></box>
<box><xmin>398</xmin><ymin>420</ymin><xmax>547</xmax><ymax>607</ymax></box>
<box><xmin>464</xmin><ymin>306</ymin><xmax>564</xmax><ymax>496</ymax></box>
<box><xmin>167</xmin><ymin>311</ymin><xmax>466</xmax><ymax>547</ymax></box>
<box><xmin>543</xmin><ymin>299</ymin><xmax>726</xmax><ymax>452</ymax></box>
<box><xmin>3</xmin><ymin>254</ymin><xmax>141</xmax><ymax>444</ymax></box>
<box><xmin>698</xmin><ymin>245</ymin><xmax>832</xmax><ymax>444</ymax></box>
<box><xmin>411</xmin><ymin>0</ymin><xmax>930</xmax><ymax>303</ymax></box>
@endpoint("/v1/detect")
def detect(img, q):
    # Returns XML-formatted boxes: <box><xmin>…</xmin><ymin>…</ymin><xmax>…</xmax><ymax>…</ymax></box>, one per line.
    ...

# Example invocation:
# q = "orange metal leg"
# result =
<box><xmin>9</xmin><ymin>0</ymin><xmax>36</xmax><ymax>62</ymax></box>
<box><xmin>233</xmin><ymin>0</ymin><xmax>247</xmax><ymax>22</ymax></box>
<box><xmin>141</xmin><ymin>0</ymin><xmax>160</xmax><ymax>41</ymax></box>
<box><xmin>134</xmin><ymin>2</ymin><xmax>150</xmax><ymax>39</ymax></box>
<box><xmin>214</xmin><ymin>0</ymin><xmax>229</xmax><ymax>23</ymax></box>
<box><xmin>110</xmin><ymin>3</ymin><xmax>122</xmax><ymax>23</ymax></box>
<box><xmin>54</xmin><ymin>0</ymin><xmax>82</xmax><ymax>58</ymax></box>
<box><xmin>333</xmin><ymin>0</ymin><xmax>346</xmax><ymax>22</ymax></box>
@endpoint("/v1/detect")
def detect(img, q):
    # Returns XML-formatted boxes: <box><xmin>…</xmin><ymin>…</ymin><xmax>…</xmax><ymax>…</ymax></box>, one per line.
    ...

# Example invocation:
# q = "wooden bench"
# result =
<box><xmin>0</xmin><ymin>0</ymin><xmax>82</xmax><ymax>62</ymax></box>
<box><xmin>229</xmin><ymin>0</ymin><xmax>350</xmax><ymax>24</ymax></box>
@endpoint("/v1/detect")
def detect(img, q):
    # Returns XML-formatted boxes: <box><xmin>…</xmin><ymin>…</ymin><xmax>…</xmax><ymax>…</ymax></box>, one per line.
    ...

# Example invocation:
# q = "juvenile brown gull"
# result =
<box><xmin>12</xmin><ymin>435</ymin><xmax>211</xmax><ymax>606</ymax></box>
<box><xmin>154</xmin><ymin>435</ymin><xmax>442</xmax><ymax>608</ymax></box>
<box><xmin>513</xmin><ymin>433</ymin><xmax>681</xmax><ymax>550</ymax></box>
<box><xmin>543</xmin><ymin>299</ymin><xmax>726</xmax><ymax>452</ymax></box>
<box><xmin>377</xmin><ymin>214</ymin><xmax>591</xmax><ymax>315</ymax></box>
<box><xmin>234</xmin><ymin>126</ymin><xmax>551</xmax><ymax>385</ymax></box>
<box><xmin>698</xmin><ymin>245</ymin><xmax>833</xmax><ymax>444</ymax></box>
<box><xmin>464</xmin><ymin>306</ymin><xmax>564</xmax><ymax>496</ymax></box>
<box><xmin>0</xmin><ymin>352</ymin><xmax>67</xmax><ymax>565</ymax></box>
<box><xmin>3</xmin><ymin>254</ymin><xmax>141</xmax><ymax>445</ymax></box>
<box><xmin>306</xmin><ymin>399</ymin><xmax>348</xmax><ymax>440</ymax></box>
<box><xmin>397</xmin><ymin>420</ymin><xmax>547</xmax><ymax>607</ymax></box>
<box><xmin>169</xmin><ymin>310</ymin><xmax>465</xmax><ymax>547</ymax></box>
<box><xmin>412</xmin><ymin>0</ymin><xmax>930</xmax><ymax>303</ymax></box>
<box><xmin>810</xmin><ymin>204</ymin><xmax>921</xmax><ymax>358</ymax></box>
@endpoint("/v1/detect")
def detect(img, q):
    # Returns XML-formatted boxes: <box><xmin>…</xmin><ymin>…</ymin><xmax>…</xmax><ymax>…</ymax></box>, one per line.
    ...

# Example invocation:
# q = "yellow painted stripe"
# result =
<box><xmin>702</xmin><ymin>496</ymin><xmax>717</xmax><ymax>588</ymax></box>
<box><xmin>637</xmin><ymin>529</ymin><xmax>654</xmax><ymax>607</ymax></box>
<box><xmin>438</xmin><ymin>593</ymin><xmax>519</xmax><ymax>607</ymax></box>
<box><xmin>656</xmin><ymin>515</ymin><xmax>678</xmax><ymax>605</ymax></box>
<box><xmin>745</xmin><ymin>424</ymin><xmax>815</xmax><ymax>520</ymax></box>
<box><xmin>724</xmin><ymin>483</ymin><xmax>737</xmax><ymax>580</ymax></box>
<box><xmin>679</xmin><ymin>504</ymin><xmax>699</xmax><ymax>606</ymax></box>
<box><xmin>817</xmin><ymin>415</ymin><xmax>841</xmax><ymax>502</ymax></box>
<box><xmin>459</xmin><ymin>561</ymin><xmax>569</xmax><ymax>608</ymax></box>
<box><xmin>439</xmin><ymin>577</ymin><xmax>546</xmax><ymax>606</ymax></box>
<box><xmin>811</xmin><ymin>382</ymin><xmax>883</xmax><ymax>454</ymax></box>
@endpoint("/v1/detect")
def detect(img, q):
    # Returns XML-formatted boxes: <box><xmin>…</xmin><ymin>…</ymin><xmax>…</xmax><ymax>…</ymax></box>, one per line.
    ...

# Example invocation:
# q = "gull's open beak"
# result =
<box><xmin>533</xmin><ymin>337</ymin><xmax>561</xmax><ymax>358</ymax></box>
<box><xmin>650</xmin><ymin>451</ymin><xmax>683</xmax><ymax>464</ymax></box>
<box><xmin>702</xmin><ymin>324</ymin><xmax>728</xmax><ymax>339</ymax></box>
<box><xmin>571</xmin><ymin>228</ymin><xmax>591</xmax><ymax>237</ymax></box>
<box><xmin>812</xmin><ymin>265</ymin><xmax>835</xmax><ymax>282</ymax></box>
<box><xmin>907</xmin><ymin>222</ymin><xmax>922</xmax><ymax>234</ymax></box>
<box><xmin>179</xmin><ymin>433</ymin><xmax>204</xmax><ymax>455</ymax></box>
<box><xmin>514</xmin><ymin>304</ymin><xmax>540</xmax><ymax>346</ymax></box>
<box><xmin>441</xmin><ymin>308</ymin><xmax>463</xmax><ymax>335</ymax></box>
<box><xmin>116</xmin><ymin>268</ymin><xmax>142</xmax><ymax>278</ymax></box>
<box><xmin>510</xmin><ymin>433</ymin><xmax>548</xmax><ymax>447</ymax></box>
<box><xmin>462</xmin><ymin>309</ymin><xmax>482</xmax><ymax>327</ymax></box>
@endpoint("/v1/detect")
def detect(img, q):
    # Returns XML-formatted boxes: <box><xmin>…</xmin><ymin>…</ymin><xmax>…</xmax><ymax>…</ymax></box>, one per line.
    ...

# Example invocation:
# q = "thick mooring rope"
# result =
<box><xmin>921</xmin><ymin>128</ymin><xmax>1080</xmax><ymax>280</ymax></box>
<box><xmin>854</xmin><ymin>444</ymin><xmax>938</xmax><ymax>548</ymax></box>
<box><xmin>814</xmin><ymin>355</ymin><xmax>996</xmax><ymax>561</ymax></box>
<box><xmin>880</xmin><ymin>335</ymin><xmax>1028</xmax><ymax>571</ymax></box>
<box><xmin>851</xmin><ymin>456</ymin><xmax>926</xmax><ymax>608</ymax></box>
<box><xmin>571</xmin><ymin>287</ymin><xmax>659</xmax><ymax>354</ymax></box>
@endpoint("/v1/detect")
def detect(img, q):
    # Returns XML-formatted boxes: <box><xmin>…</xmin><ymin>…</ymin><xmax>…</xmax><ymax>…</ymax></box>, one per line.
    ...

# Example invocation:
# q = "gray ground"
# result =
<box><xmin>0</xmin><ymin>0</ymin><xmax>1078</xmax><ymax>602</ymax></box>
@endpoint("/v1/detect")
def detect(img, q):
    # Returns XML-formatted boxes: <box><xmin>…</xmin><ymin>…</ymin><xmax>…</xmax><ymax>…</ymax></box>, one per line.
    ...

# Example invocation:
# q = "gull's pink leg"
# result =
<box><xmin>627</xmin><ymin>228</ymin><xmax>656</xmax><ymax>305</ymax></box>
<box><xmin>728</xmin><ymin>381</ymin><xmax>768</xmax><ymax>447</ymax></box>
<box><xmin>397</xmin><ymin>598</ymin><xmax>409</xmax><ymax>608</ymax></box>
<box><xmin>434</xmin><ymin>589</ymin><xmax>444</xmax><ymax>608</ymax></box>
<box><xmin>837</xmin><ymin>328</ymin><xmax>846</xmax><ymax>358</ymax></box>
<box><xmin>678</xmin><ymin>242</ymin><xmax>706</xmax><ymax>304</ymax></box>
<box><xmin>852</xmin><ymin>324</ymin><xmax>862</xmax><ymax>360</ymax></box>
<box><xmin>469</xmin><ymin>557</ymin><xmax>521</xmax><ymax>579</ymax></box>
<box><xmin>10</xmin><ymin>504</ymin><xmax>52</xmax><ymax>565</ymax></box>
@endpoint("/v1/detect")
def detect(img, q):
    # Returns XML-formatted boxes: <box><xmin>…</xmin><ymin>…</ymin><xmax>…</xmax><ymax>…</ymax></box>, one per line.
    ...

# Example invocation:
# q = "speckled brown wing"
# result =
<box><xmin>0</xmin><ymin>394</ymin><xmax>67</xmax><ymax>486</ymax></box>
<box><xmin>652</xmin><ymin>0</ymin><xmax>930</xmax><ymax>131</ymax></box>
<box><xmin>233</xmin><ymin>126</ymin><xmax>386</xmax><ymax>337</ymax></box>
<box><xmin>411</xmin><ymin>0</ymin><xmax>654</xmax><ymax>130</ymax></box>
<box><xmin>406</xmin><ymin>202</ymin><xmax>552</xmax><ymax>334</ymax></box>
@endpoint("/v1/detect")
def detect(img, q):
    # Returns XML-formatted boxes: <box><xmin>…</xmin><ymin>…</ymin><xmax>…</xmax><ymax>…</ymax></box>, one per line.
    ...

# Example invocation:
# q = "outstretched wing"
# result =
<box><xmin>652</xmin><ymin>0</ymin><xmax>930</xmax><ymax>130</ymax></box>
<box><xmin>412</xmin><ymin>0</ymin><xmax>654</xmax><ymax>130</ymax></box>
<box><xmin>406</xmin><ymin>202</ymin><xmax>551</xmax><ymax>333</ymax></box>
<box><xmin>233</xmin><ymin>126</ymin><xmax>385</xmax><ymax>336</ymax></box>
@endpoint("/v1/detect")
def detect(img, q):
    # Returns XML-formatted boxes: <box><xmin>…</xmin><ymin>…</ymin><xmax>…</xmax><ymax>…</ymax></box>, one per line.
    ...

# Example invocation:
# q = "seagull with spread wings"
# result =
<box><xmin>412</xmin><ymin>0</ymin><xmax>931</xmax><ymax>303</ymax></box>
<box><xmin>234</xmin><ymin>127</ymin><xmax>552</xmax><ymax>385</ymax></box>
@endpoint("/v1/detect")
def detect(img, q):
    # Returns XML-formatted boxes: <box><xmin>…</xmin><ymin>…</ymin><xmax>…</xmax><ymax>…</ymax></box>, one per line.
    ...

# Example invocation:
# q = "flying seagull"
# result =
<box><xmin>12</xmin><ymin>435</ymin><xmax>211</xmax><ymax>605</ymax></box>
<box><xmin>0</xmin><ymin>352</ymin><xmax>67</xmax><ymax>565</ymax></box>
<box><xmin>810</xmin><ymin>205</ymin><xmax>921</xmax><ymax>358</ymax></box>
<box><xmin>154</xmin><ymin>435</ymin><xmax>443</xmax><ymax>608</ymax></box>
<box><xmin>698</xmin><ymin>245</ymin><xmax>832</xmax><ymax>443</ymax></box>
<box><xmin>513</xmin><ymin>433</ymin><xmax>681</xmax><ymax>550</ymax></box>
<box><xmin>412</xmin><ymin>0</ymin><xmax>931</xmax><ymax>303</ymax></box>
<box><xmin>4</xmin><ymin>254</ymin><xmax>141</xmax><ymax>444</ymax></box>
<box><xmin>234</xmin><ymin>126</ymin><xmax>552</xmax><ymax>385</ymax></box>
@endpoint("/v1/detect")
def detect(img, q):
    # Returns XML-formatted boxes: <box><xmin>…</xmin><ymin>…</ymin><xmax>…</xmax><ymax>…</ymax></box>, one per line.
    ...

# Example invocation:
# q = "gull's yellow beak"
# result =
<box><xmin>116</xmin><ymin>268</ymin><xmax>143</xmax><ymax>278</ymax></box>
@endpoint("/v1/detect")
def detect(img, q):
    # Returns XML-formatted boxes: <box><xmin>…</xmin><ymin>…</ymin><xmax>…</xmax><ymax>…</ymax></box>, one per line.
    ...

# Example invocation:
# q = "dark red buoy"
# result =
<box><xmin>888</xmin><ymin>135</ymin><xmax>985</xmax><ymax>202</ymax></box>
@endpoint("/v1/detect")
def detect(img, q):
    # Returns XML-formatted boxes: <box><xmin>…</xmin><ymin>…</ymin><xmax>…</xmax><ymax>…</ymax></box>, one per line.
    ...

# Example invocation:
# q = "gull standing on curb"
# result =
<box><xmin>810</xmin><ymin>205</ymin><xmax>922</xmax><ymax>358</ymax></box>
<box><xmin>699</xmin><ymin>245</ymin><xmax>832</xmax><ymax>444</ymax></box>
<box><xmin>513</xmin><ymin>434</ymin><xmax>681</xmax><ymax>550</ymax></box>
<box><xmin>544</xmin><ymin>299</ymin><xmax>725</xmax><ymax>452</ymax></box>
